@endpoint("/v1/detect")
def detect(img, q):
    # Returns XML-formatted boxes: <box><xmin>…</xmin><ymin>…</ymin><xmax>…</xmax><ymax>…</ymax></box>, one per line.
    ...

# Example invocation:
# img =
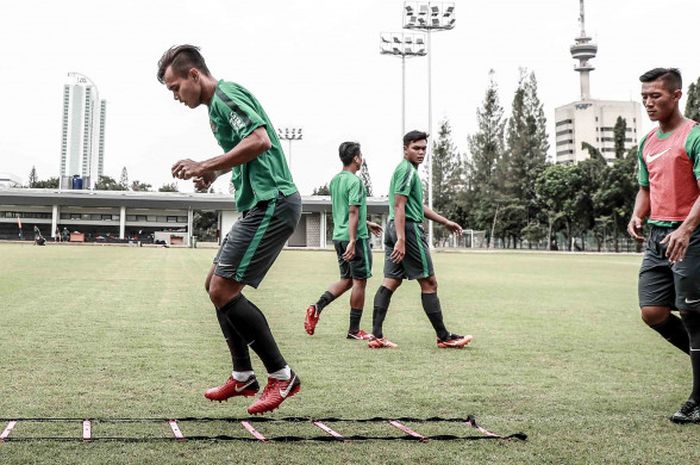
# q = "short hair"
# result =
<box><xmin>338</xmin><ymin>141</ymin><xmax>361</xmax><ymax>166</ymax></box>
<box><xmin>639</xmin><ymin>67</ymin><xmax>682</xmax><ymax>91</ymax></box>
<box><xmin>157</xmin><ymin>44</ymin><xmax>211</xmax><ymax>83</ymax></box>
<box><xmin>403</xmin><ymin>130</ymin><xmax>429</xmax><ymax>147</ymax></box>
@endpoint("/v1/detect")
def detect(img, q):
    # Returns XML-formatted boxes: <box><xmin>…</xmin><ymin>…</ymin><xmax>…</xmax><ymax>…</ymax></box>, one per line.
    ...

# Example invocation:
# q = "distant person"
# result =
<box><xmin>33</xmin><ymin>225</ymin><xmax>41</xmax><ymax>245</ymax></box>
<box><xmin>158</xmin><ymin>44</ymin><xmax>301</xmax><ymax>415</ymax></box>
<box><xmin>305</xmin><ymin>142</ymin><xmax>382</xmax><ymax>340</ymax></box>
<box><xmin>55</xmin><ymin>226</ymin><xmax>61</xmax><ymax>242</ymax></box>
<box><xmin>628</xmin><ymin>67</ymin><xmax>700</xmax><ymax>423</ymax></box>
<box><xmin>62</xmin><ymin>227</ymin><xmax>69</xmax><ymax>242</ymax></box>
<box><xmin>368</xmin><ymin>130</ymin><xmax>473</xmax><ymax>349</ymax></box>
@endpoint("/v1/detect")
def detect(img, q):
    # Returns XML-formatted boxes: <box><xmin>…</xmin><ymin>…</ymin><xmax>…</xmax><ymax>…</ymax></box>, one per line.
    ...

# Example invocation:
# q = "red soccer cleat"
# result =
<box><xmin>347</xmin><ymin>329</ymin><xmax>372</xmax><ymax>340</ymax></box>
<box><xmin>367</xmin><ymin>336</ymin><xmax>398</xmax><ymax>349</ymax></box>
<box><xmin>204</xmin><ymin>375</ymin><xmax>259</xmax><ymax>402</ymax></box>
<box><xmin>437</xmin><ymin>333</ymin><xmax>473</xmax><ymax>349</ymax></box>
<box><xmin>304</xmin><ymin>304</ymin><xmax>320</xmax><ymax>335</ymax></box>
<box><xmin>247</xmin><ymin>371</ymin><xmax>301</xmax><ymax>415</ymax></box>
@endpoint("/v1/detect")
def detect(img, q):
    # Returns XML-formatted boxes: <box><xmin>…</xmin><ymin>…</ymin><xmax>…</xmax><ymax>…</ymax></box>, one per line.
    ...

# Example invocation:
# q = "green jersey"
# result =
<box><xmin>388</xmin><ymin>159</ymin><xmax>424</xmax><ymax>222</ymax></box>
<box><xmin>208</xmin><ymin>80</ymin><xmax>297</xmax><ymax>212</ymax></box>
<box><xmin>329</xmin><ymin>170</ymin><xmax>368</xmax><ymax>241</ymax></box>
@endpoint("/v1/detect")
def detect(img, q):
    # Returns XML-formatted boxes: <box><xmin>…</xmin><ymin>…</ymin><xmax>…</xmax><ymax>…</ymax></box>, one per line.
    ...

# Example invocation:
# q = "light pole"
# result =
<box><xmin>276</xmin><ymin>127</ymin><xmax>303</xmax><ymax>170</ymax></box>
<box><xmin>380</xmin><ymin>31</ymin><xmax>427</xmax><ymax>138</ymax></box>
<box><xmin>403</xmin><ymin>1</ymin><xmax>455</xmax><ymax>248</ymax></box>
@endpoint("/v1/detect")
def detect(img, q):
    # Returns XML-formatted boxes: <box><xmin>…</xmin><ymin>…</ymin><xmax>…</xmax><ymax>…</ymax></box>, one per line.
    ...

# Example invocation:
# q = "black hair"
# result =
<box><xmin>338</xmin><ymin>141</ymin><xmax>361</xmax><ymax>166</ymax></box>
<box><xmin>157</xmin><ymin>44</ymin><xmax>211</xmax><ymax>83</ymax></box>
<box><xmin>639</xmin><ymin>67</ymin><xmax>682</xmax><ymax>91</ymax></box>
<box><xmin>403</xmin><ymin>130</ymin><xmax>429</xmax><ymax>147</ymax></box>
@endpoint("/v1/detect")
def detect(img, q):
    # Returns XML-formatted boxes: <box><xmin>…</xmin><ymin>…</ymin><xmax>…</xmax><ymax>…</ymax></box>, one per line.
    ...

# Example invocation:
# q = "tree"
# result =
<box><xmin>131</xmin><ymin>180</ymin><xmax>152</xmax><ymax>192</ymax></box>
<box><xmin>158</xmin><ymin>182</ymin><xmax>179</xmax><ymax>192</ymax></box>
<box><xmin>613</xmin><ymin>116</ymin><xmax>627</xmax><ymax>159</ymax></box>
<box><xmin>95</xmin><ymin>175</ymin><xmax>125</xmax><ymax>190</ymax></box>
<box><xmin>686</xmin><ymin>76</ymin><xmax>700</xmax><ymax>123</ymax></box>
<box><xmin>501</xmin><ymin>69</ymin><xmax>549</xmax><ymax>247</ymax></box>
<box><xmin>119</xmin><ymin>167</ymin><xmax>129</xmax><ymax>190</ymax></box>
<box><xmin>312</xmin><ymin>184</ymin><xmax>330</xmax><ymax>195</ymax></box>
<box><xmin>359</xmin><ymin>161</ymin><xmax>373</xmax><ymax>197</ymax></box>
<box><xmin>27</xmin><ymin>166</ymin><xmax>38</xmax><ymax>188</ymax></box>
<box><xmin>429</xmin><ymin>119</ymin><xmax>464</xmax><ymax>243</ymax></box>
<box><xmin>465</xmin><ymin>70</ymin><xmax>505</xmax><ymax>245</ymax></box>
<box><xmin>31</xmin><ymin>177</ymin><xmax>59</xmax><ymax>189</ymax></box>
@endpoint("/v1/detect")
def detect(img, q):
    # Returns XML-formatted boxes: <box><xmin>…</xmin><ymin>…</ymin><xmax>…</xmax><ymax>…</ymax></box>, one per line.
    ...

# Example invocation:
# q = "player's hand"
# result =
<box><xmin>627</xmin><ymin>216</ymin><xmax>645</xmax><ymax>241</ymax></box>
<box><xmin>661</xmin><ymin>226</ymin><xmax>692</xmax><ymax>264</ymax></box>
<box><xmin>444</xmin><ymin>220</ymin><xmax>463</xmax><ymax>236</ymax></box>
<box><xmin>193</xmin><ymin>171</ymin><xmax>217</xmax><ymax>192</ymax></box>
<box><xmin>390</xmin><ymin>238</ymin><xmax>405</xmax><ymax>264</ymax></box>
<box><xmin>342</xmin><ymin>240</ymin><xmax>356</xmax><ymax>262</ymax></box>
<box><xmin>367</xmin><ymin>221</ymin><xmax>383</xmax><ymax>237</ymax></box>
<box><xmin>171</xmin><ymin>159</ymin><xmax>204</xmax><ymax>180</ymax></box>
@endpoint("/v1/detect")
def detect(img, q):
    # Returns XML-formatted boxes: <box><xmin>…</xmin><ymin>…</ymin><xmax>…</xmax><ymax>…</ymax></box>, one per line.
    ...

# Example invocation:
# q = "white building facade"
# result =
<box><xmin>555</xmin><ymin>100</ymin><xmax>642</xmax><ymax>164</ymax></box>
<box><xmin>59</xmin><ymin>72</ymin><xmax>107</xmax><ymax>190</ymax></box>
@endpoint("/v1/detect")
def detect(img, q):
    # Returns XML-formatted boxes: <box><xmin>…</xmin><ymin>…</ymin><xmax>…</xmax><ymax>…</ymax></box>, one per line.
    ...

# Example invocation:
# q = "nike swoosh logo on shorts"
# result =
<box><xmin>234</xmin><ymin>379</ymin><xmax>256</xmax><ymax>392</ymax></box>
<box><xmin>685</xmin><ymin>297</ymin><xmax>700</xmax><ymax>304</ymax></box>
<box><xmin>279</xmin><ymin>374</ymin><xmax>297</xmax><ymax>398</ymax></box>
<box><xmin>647</xmin><ymin>148</ymin><xmax>671</xmax><ymax>163</ymax></box>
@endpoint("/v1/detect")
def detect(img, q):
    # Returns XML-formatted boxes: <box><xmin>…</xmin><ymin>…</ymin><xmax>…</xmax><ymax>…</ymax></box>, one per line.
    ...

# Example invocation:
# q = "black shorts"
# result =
<box><xmin>213</xmin><ymin>191</ymin><xmax>301</xmax><ymax>288</ymax></box>
<box><xmin>334</xmin><ymin>238</ymin><xmax>372</xmax><ymax>280</ymax></box>
<box><xmin>383</xmin><ymin>220</ymin><xmax>434</xmax><ymax>280</ymax></box>
<box><xmin>638</xmin><ymin>225</ymin><xmax>700</xmax><ymax>311</ymax></box>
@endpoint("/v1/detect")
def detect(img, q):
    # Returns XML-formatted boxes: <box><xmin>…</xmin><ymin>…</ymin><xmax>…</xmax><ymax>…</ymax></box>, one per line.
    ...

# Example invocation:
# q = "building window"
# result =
<box><xmin>555</xmin><ymin>119</ymin><xmax>573</xmax><ymax>127</ymax></box>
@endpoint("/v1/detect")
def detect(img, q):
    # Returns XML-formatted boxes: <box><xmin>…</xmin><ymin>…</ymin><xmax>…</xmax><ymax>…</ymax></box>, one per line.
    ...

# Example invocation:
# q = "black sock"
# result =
<box><xmin>315</xmin><ymin>291</ymin><xmax>336</xmax><ymax>314</ymax></box>
<box><xmin>650</xmin><ymin>313</ymin><xmax>690</xmax><ymax>355</ymax></box>
<box><xmin>216</xmin><ymin>308</ymin><xmax>252</xmax><ymax>372</ymax></box>
<box><xmin>421</xmin><ymin>293</ymin><xmax>450</xmax><ymax>341</ymax></box>
<box><xmin>349</xmin><ymin>308</ymin><xmax>363</xmax><ymax>334</ymax></box>
<box><xmin>372</xmin><ymin>286</ymin><xmax>393</xmax><ymax>339</ymax></box>
<box><xmin>680</xmin><ymin>311</ymin><xmax>700</xmax><ymax>403</ymax></box>
<box><xmin>220</xmin><ymin>294</ymin><xmax>286</xmax><ymax>373</ymax></box>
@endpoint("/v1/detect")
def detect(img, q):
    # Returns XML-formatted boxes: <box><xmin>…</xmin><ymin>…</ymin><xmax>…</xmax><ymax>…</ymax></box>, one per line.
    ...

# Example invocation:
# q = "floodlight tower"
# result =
<box><xmin>403</xmin><ymin>1</ymin><xmax>455</xmax><ymax>248</ymax></box>
<box><xmin>277</xmin><ymin>127</ymin><xmax>303</xmax><ymax>170</ymax></box>
<box><xmin>380</xmin><ymin>31</ymin><xmax>428</xmax><ymax>137</ymax></box>
<box><xmin>570</xmin><ymin>0</ymin><xmax>597</xmax><ymax>100</ymax></box>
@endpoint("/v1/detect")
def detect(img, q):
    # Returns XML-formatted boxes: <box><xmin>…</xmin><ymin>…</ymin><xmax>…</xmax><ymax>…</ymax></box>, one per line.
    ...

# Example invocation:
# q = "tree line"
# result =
<box><xmin>24</xmin><ymin>166</ymin><xmax>177</xmax><ymax>192</ymax></box>
<box><xmin>429</xmin><ymin>72</ymin><xmax>700</xmax><ymax>251</ymax></box>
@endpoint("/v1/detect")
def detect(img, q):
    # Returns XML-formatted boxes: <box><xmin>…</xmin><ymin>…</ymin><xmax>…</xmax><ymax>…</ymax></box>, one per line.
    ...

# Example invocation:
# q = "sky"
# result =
<box><xmin>1</xmin><ymin>0</ymin><xmax>699</xmax><ymax>196</ymax></box>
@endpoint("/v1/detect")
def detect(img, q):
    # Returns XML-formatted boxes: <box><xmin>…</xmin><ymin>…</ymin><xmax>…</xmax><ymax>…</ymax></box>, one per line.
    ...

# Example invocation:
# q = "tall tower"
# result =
<box><xmin>554</xmin><ymin>0</ymin><xmax>641</xmax><ymax>165</ymax></box>
<box><xmin>59</xmin><ymin>73</ymin><xmax>107</xmax><ymax>189</ymax></box>
<box><xmin>570</xmin><ymin>0</ymin><xmax>597</xmax><ymax>100</ymax></box>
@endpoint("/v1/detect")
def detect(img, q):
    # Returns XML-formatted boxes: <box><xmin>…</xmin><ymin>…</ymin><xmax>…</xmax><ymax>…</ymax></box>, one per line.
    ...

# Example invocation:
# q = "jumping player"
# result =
<box><xmin>628</xmin><ymin>67</ymin><xmax>700</xmax><ymax>423</ymax></box>
<box><xmin>305</xmin><ymin>142</ymin><xmax>382</xmax><ymax>339</ymax></box>
<box><xmin>368</xmin><ymin>130</ymin><xmax>473</xmax><ymax>349</ymax></box>
<box><xmin>158</xmin><ymin>45</ymin><xmax>301</xmax><ymax>414</ymax></box>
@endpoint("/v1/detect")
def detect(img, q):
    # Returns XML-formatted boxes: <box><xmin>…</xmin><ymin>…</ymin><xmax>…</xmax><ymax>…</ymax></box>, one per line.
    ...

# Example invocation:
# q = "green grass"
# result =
<box><xmin>0</xmin><ymin>243</ymin><xmax>697</xmax><ymax>464</ymax></box>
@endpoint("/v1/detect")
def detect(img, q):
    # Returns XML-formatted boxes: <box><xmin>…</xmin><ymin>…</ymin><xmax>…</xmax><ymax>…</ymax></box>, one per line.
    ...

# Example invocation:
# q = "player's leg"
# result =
<box><xmin>305</xmin><ymin>243</ymin><xmax>353</xmax><ymax>335</ymax></box>
<box><xmin>639</xmin><ymin>226</ymin><xmax>688</xmax><ymax>354</ymax></box>
<box><xmin>368</xmin><ymin>222</ymin><xmax>401</xmax><ymax>348</ymax></box>
<box><xmin>212</xmin><ymin>192</ymin><xmax>303</xmax><ymax>414</ymax></box>
<box><xmin>204</xmin><ymin>263</ymin><xmax>258</xmax><ymax>401</ymax></box>
<box><xmin>346</xmin><ymin>238</ymin><xmax>372</xmax><ymax>340</ymax></box>
<box><xmin>670</xmin><ymin>239</ymin><xmax>700</xmax><ymax>423</ymax></box>
<box><xmin>417</xmin><ymin>275</ymin><xmax>472</xmax><ymax>348</ymax></box>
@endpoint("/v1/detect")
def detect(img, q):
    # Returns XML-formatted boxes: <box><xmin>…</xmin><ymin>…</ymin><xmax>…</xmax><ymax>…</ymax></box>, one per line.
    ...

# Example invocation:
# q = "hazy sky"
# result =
<box><xmin>1</xmin><ymin>0</ymin><xmax>699</xmax><ymax>196</ymax></box>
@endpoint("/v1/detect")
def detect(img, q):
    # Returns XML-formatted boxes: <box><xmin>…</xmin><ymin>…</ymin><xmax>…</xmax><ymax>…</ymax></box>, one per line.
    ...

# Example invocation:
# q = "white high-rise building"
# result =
<box><xmin>554</xmin><ymin>0</ymin><xmax>642</xmax><ymax>164</ymax></box>
<box><xmin>59</xmin><ymin>72</ymin><xmax>107</xmax><ymax>189</ymax></box>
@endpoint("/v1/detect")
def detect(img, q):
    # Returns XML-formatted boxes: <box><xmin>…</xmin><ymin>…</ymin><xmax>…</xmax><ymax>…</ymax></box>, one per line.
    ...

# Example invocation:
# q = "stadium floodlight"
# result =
<box><xmin>277</xmin><ymin>127</ymin><xmax>303</xmax><ymax>170</ymax></box>
<box><xmin>379</xmin><ymin>31</ymin><xmax>427</xmax><ymax>138</ymax></box>
<box><xmin>402</xmin><ymin>1</ymin><xmax>456</xmax><ymax>248</ymax></box>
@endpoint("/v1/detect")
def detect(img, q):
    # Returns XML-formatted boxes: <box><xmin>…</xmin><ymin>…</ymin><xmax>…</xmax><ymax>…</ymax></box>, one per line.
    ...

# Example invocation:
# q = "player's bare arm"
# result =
<box><xmin>367</xmin><ymin>221</ymin><xmax>383</xmax><ymax>237</ymax></box>
<box><xmin>627</xmin><ymin>187</ymin><xmax>651</xmax><ymax>241</ymax></box>
<box><xmin>391</xmin><ymin>195</ymin><xmax>408</xmax><ymax>264</ymax></box>
<box><xmin>423</xmin><ymin>206</ymin><xmax>463</xmax><ymax>236</ymax></box>
<box><xmin>172</xmin><ymin>127</ymin><xmax>271</xmax><ymax>180</ymax></box>
<box><xmin>661</xmin><ymin>180</ymin><xmax>700</xmax><ymax>263</ymax></box>
<box><xmin>342</xmin><ymin>205</ymin><xmax>359</xmax><ymax>262</ymax></box>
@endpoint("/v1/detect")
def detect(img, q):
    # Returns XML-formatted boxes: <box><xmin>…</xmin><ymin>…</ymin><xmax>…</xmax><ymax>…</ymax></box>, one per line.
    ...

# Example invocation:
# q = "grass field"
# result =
<box><xmin>0</xmin><ymin>243</ymin><xmax>698</xmax><ymax>464</ymax></box>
